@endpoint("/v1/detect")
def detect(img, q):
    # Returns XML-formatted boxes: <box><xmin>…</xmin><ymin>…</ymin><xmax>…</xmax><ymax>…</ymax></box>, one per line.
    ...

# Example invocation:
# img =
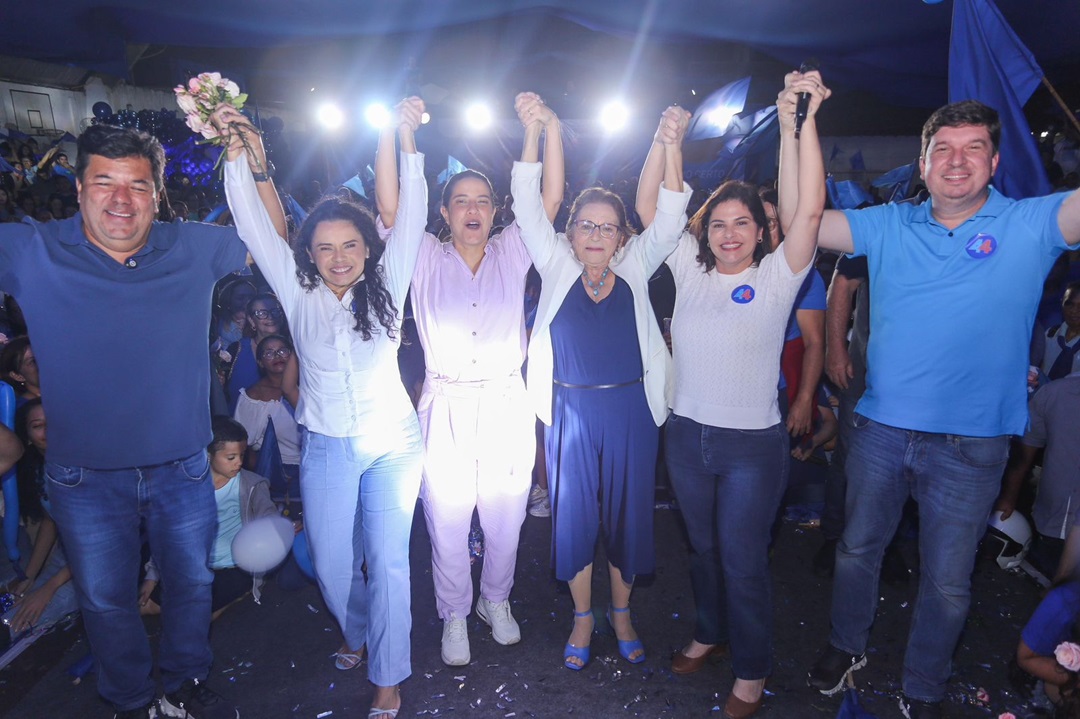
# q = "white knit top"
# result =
<box><xmin>666</xmin><ymin>234</ymin><xmax>808</xmax><ymax>429</ymax></box>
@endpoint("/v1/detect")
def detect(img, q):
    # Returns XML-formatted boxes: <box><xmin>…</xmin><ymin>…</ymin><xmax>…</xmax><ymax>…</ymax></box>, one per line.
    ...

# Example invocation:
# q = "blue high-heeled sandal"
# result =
<box><xmin>563</xmin><ymin>610</ymin><xmax>593</xmax><ymax>671</ymax></box>
<box><xmin>607</xmin><ymin>606</ymin><xmax>645</xmax><ymax>664</ymax></box>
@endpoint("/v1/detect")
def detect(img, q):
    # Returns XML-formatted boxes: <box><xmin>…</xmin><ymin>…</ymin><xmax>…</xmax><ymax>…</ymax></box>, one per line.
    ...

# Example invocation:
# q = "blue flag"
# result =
<box><xmin>342</xmin><ymin>174</ymin><xmax>367</xmax><ymax>198</ymax></box>
<box><xmin>437</xmin><ymin>155</ymin><xmax>468</xmax><ymax>185</ymax></box>
<box><xmin>827</xmin><ymin>176</ymin><xmax>874</xmax><ymax>210</ymax></box>
<box><xmin>687</xmin><ymin>77</ymin><xmax>751</xmax><ymax>142</ymax></box>
<box><xmin>849</xmin><ymin>151</ymin><xmax>865</xmax><ymax>172</ymax></box>
<box><xmin>285</xmin><ymin>194</ymin><xmax>308</xmax><ymax>225</ymax></box>
<box><xmin>0</xmin><ymin>156</ymin><xmax>15</xmax><ymax>173</ymax></box>
<box><xmin>872</xmin><ymin>161</ymin><xmax>917</xmax><ymax>202</ymax></box>
<box><xmin>949</xmin><ymin>0</ymin><xmax>1050</xmax><ymax>198</ymax></box>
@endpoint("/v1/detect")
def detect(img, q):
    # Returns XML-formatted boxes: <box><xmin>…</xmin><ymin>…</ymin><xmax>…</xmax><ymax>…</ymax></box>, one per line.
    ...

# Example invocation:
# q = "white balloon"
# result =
<box><xmin>231</xmin><ymin>515</ymin><xmax>294</xmax><ymax>573</ymax></box>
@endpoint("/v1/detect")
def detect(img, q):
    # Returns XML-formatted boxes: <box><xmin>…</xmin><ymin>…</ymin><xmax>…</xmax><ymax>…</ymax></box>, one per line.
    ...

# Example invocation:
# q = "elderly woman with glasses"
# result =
<box><xmin>511</xmin><ymin>98</ymin><xmax>691</xmax><ymax>671</ymax></box>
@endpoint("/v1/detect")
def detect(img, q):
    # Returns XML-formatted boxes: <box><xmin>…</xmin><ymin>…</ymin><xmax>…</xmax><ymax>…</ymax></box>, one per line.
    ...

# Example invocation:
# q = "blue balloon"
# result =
<box><xmin>292</xmin><ymin>529</ymin><xmax>315</xmax><ymax>580</ymax></box>
<box><xmin>92</xmin><ymin>101</ymin><xmax>113</xmax><ymax>119</ymax></box>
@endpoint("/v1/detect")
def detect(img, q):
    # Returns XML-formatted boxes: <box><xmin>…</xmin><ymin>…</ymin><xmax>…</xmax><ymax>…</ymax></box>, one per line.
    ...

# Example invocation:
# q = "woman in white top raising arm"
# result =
<box><xmin>215</xmin><ymin>98</ymin><xmax>427</xmax><ymax>719</ymax></box>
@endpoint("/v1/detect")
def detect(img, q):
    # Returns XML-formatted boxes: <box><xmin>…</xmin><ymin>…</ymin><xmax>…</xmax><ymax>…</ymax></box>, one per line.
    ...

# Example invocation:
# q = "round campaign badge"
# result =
<box><xmin>731</xmin><ymin>285</ymin><xmax>755</xmax><ymax>304</ymax></box>
<box><xmin>965</xmin><ymin>233</ymin><xmax>997</xmax><ymax>259</ymax></box>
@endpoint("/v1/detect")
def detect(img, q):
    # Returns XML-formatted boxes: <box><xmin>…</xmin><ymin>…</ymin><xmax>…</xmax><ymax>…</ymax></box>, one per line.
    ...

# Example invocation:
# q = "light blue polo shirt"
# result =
<box><xmin>0</xmin><ymin>214</ymin><xmax>247</xmax><ymax>468</ymax></box>
<box><xmin>844</xmin><ymin>187</ymin><xmax>1071</xmax><ymax>437</ymax></box>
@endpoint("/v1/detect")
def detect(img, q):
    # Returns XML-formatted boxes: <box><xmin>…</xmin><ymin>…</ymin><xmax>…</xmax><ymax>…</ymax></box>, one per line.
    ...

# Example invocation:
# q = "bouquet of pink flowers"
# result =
<box><xmin>174</xmin><ymin>72</ymin><xmax>248</xmax><ymax>143</ymax></box>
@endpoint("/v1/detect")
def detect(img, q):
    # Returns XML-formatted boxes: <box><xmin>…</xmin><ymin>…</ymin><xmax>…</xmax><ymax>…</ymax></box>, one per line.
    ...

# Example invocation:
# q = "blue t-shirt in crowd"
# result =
<box><xmin>784</xmin><ymin>268</ymin><xmax>827</xmax><ymax>342</ymax></box>
<box><xmin>0</xmin><ymin>214</ymin><xmax>247</xmax><ymax>468</ymax></box>
<box><xmin>843</xmin><ymin>187</ymin><xmax>1070</xmax><ymax>436</ymax></box>
<box><xmin>1021</xmin><ymin>581</ymin><xmax>1080</xmax><ymax>656</ymax></box>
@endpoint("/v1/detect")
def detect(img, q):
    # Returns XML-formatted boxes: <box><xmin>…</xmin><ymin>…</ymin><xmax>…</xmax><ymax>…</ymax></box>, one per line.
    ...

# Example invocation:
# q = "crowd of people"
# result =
<box><xmin>0</xmin><ymin>64</ymin><xmax>1078</xmax><ymax>719</ymax></box>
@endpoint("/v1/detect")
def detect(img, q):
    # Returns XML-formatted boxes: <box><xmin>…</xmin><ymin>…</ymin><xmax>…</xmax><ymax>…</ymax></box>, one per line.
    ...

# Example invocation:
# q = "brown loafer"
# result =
<box><xmin>671</xmin><ymin>643</ymin><xmax>728</xmax><ymax>675</ymax></box>
<box><xmin>722</xmin><ymin>690</ymin><xmax>763</xmax><ymax>719</ymax></box>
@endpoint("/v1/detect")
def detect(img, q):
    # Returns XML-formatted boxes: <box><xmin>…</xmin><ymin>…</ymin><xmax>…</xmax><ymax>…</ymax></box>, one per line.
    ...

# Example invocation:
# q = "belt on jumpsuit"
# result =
<box><xmin>552</xmin><ymin>377</ymin><xmax>643</xmax><ymax>390</ymax></box>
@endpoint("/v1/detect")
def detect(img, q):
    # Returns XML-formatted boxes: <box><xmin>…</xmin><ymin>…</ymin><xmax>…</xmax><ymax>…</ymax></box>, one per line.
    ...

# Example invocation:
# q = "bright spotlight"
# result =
<box><xmin>317</xmin><ymin>103</ymin><xmax>345</xmax><ymax>130</ymax></box>
<box><xmin>421</xmin><ymin>111</ymin><xmax>431</xmax><ymax>125</ymax></box>
<box><xmin>464</xmin><ymin>103</ymin><xmax>492</xmax><ymax>131</ymax></box>
<box><xmin>365</xmin><ymin>103</ymin><xmax>391</xmax><ymax>129</ymax></box>
<box><xmin>599</xmin><ymin>100</ymin><xmax>629</xmax><ymax>133</ymax></box>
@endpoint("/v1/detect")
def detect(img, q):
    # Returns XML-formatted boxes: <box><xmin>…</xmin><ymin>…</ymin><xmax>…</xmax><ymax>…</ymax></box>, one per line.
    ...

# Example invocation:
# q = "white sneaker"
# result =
<box><xmin>476</xmin><ymin>597</ymin><xmax>521</xmax><ymax>645</ymax></box>
<box><xmin>441</xmin><ymin>614</ymin><xmax>470</xmax><ymax>666</ymax></box>
<box><xmin>527</xmin><ymin>486</ymin><xmax>551</xmax><ymax>518</ymax></box>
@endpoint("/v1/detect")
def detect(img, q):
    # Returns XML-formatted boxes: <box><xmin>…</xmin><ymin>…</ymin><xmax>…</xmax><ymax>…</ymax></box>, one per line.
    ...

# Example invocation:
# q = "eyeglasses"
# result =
<box><xmin>251</xmin><ymin>308</ymin><xmax>284</xmax><ymax>320</ymax></box>
<box><xmin>570</xmin><ymin>220</ymin><xmax>621</xmax><ymax>240</ymax></box>
<box><xmin>259</xmin><ymin>347</ymin><xmax>293</xmax><ymax>360</ymax></box>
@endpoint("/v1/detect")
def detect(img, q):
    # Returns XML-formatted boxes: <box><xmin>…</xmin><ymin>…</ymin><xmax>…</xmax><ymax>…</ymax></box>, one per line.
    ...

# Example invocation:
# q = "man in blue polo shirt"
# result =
<box><xmin>782</xmin><ymin>100</ymin><xmax>1080</xmax><ymax>718</ymax></box>
<box><xmin>0</xmin><ymin>124</ymin><xmax>282</xmax><ymax>719</ymax></box>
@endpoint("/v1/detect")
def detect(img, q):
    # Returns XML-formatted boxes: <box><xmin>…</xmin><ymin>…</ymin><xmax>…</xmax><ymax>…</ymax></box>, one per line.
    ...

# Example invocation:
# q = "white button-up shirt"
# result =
<box><xmin>224</xmin><ymin>153</ymin><xmax>427</xmax><ymax>438</ymax></box>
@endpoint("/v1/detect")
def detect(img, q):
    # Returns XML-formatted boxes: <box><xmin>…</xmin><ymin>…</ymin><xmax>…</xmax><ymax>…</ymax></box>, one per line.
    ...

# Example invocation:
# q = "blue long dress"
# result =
<box><xmin>546</xmin><ymin>276</ymin><xmax>657</xmax><ymax>583</ymax></box>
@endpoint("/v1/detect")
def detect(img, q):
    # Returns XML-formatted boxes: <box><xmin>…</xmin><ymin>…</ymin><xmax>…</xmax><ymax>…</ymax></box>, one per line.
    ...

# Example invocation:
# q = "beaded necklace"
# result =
<box><xmin>582</xmin><ymin>267</ymin><xmax>610</xmax><ymax>297</ymax></box>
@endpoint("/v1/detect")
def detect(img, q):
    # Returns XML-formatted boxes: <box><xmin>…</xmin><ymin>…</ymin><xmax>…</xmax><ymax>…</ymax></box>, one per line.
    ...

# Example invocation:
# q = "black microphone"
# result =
<box><xmin>794</xmin><ymin>58</ymin><xmax>819</xmax><ymax>139</ymax></box>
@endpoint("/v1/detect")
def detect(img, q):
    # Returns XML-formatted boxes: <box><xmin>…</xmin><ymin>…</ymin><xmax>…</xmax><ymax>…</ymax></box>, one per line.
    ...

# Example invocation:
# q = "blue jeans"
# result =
<box><xmin>300</xmin><ymin>417</ymin><xmax>423</xmax><ymax>687</ymax></box>
<box><xmin>665</xmin><ymin>413</ymin><xmax>788</xmax><ymax>679</ymax></box>
<box><xmin>46</xmin><ymin>451</ymin><xmax>216</xmax><ymax>711</ymax></box>
<box><xmin>830</xmin><ymin>415</ymin><xmax>1007</xmax><ymax>703</ymax></box>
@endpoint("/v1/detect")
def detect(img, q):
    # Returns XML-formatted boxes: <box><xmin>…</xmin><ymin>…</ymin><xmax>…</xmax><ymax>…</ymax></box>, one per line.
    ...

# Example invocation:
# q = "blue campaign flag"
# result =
<box><xmin>687</xmin><ymin>77</ymin><xmax>751</xmax><ymax>142</ymax></box>
<box><xmin>341</xmin><ymin>173</ymin><xmax>367</xmax><ymax>198</ymax></box>
<box><xmin>0</xmin><ymin>156</ymin><xmax>15</xmax><ymax>173</ymax></box>
<box><xmin>872</xmin><ymin>161</ymin><xmax>917</xmax><ymax>202</ymax></box>
<box><xmin>437</xmin><ymin>155</ymin><xmax>468</xmax><ymax>185</ymax></box>
<box><xmin>827</xmin><ymin>176</ymin><xmax>874</xmax><ymax>210</ymax></box>
<box><xmin>949</xmin><ymin>0</ymin><xmax>1050</xmax><ymax>198</ymax></box>
<box><xmin>284</xmin><ymin>194</ymin><xmax>308</xmax><ymax>225</ymax></box>
<box><xmin>849</xmin><ymin>151</ymin><xmax>865</xmax><ymax>172</ymax></box>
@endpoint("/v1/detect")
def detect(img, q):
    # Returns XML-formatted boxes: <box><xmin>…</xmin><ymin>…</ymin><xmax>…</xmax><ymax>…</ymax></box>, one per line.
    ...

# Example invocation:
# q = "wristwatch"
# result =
<box><xmin>252</xmin><ymin>160</ymin><xmax>276</xmax><ymax>183</ymax></box>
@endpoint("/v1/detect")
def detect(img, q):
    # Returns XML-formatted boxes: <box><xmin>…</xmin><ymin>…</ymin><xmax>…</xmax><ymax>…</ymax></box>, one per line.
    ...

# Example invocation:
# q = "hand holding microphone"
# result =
<box><xmin>794</xmin><ymin>59</ymin><xmax>819</xmax><ymax>139</ymax></box>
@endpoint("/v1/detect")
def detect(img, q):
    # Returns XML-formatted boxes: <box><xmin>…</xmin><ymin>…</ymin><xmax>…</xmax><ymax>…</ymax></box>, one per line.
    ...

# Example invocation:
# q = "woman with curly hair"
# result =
<box><xmin>216</xmin><ymin>97</ymin><xmax>427</xmax><ymax>719</ymax></box>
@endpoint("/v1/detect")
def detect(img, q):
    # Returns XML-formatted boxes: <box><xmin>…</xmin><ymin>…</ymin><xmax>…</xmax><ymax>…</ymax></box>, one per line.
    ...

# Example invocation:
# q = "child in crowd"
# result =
<box><xmin>140</xmin><ymin>417</ymin><xmax>291</xmax><ymax>619</ymax></box>
<box><xmin>1</xmin><ymin>399</ymin><xmax>78</xmax><ymax>648</ymax></box>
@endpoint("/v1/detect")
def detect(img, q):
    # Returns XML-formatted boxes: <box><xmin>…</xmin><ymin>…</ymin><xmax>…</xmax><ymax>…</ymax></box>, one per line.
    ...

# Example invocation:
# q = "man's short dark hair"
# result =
<box><xmin>921</xmin><ymin>100</ymin><xmax>1001</xmax><ymax>158</ymax></box>
<box><xmin>209</xmin><ymin>415</ymin><xmax>248</xmax><ymax>454</ymax></box>
<box><xmin>76</xmin><ymin>124</ymin><xmax>166</xmax><ymax>193</ymax></box>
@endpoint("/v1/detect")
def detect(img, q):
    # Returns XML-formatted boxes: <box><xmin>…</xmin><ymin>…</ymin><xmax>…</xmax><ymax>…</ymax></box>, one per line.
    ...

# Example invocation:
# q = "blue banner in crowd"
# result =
<box><xmin>437</xmin><ymin>155</ymin><xmax>468</xmax><ymax>185</ymax></box>
<box><xmin>949</xmin><ymin>0</ymin><xmax>1050</xmax><ymax>199</ymax></box>
<box><xmin>686</xmin><ymin>77</ymin><xmax>751</xmax><ymax>142</ymax></box>
<box><xmin>827</xmin><ymin>175</ymin><xmax>874</xmax><ymax>210</ymax></box>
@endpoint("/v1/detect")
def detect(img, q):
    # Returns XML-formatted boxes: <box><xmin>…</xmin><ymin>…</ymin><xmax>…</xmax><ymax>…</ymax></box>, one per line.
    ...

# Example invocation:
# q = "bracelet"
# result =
<box><xmin>252</xmin><ymin>160</ymin><xmax>276</xmax><ymax>183</ymax></box>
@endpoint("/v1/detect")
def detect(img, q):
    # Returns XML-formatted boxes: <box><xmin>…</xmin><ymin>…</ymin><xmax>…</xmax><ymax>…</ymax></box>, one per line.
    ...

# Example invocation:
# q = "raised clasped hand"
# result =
<box><xmin>514</xmin><ymin>92</ymin><xmax>555</xmax><ymax>129</ymax></box>
<box><xmin>393</xmin><ymin>96</ymin><xmax>425</xmax><ymax>134</ymax></box>
<box><xmin>209</xmin><ymin>104</ymin><xmax>265</xmax><ymax>167</ymax></box>
<box><xmin>655</xmin><ymin>105</ymin><xmax>691</xmax><ymax>146</ymax></box>
<box><xmin>777</xmin><ymin>70</ymin><xmax>831</xmax><ymax>131</ymax></box>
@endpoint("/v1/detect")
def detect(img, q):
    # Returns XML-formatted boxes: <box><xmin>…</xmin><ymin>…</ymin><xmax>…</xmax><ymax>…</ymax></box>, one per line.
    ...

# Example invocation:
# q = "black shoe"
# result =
<box><xmin>114</xmin><ymin>701</ymin><xmax>159</xmax><ymax>719</ymax></box>
<box><xmin>898</xmin><ymin>695</ymin><xmax>943</xmax><ymax>718</ymax></box>
<box><xmin>813</xmin><ymin>538</ymin><xmax>838</xmax><ymax>578</ymax></box>
<box><xmin>880</xmin><ymin>545</ymin><xmax>910</xmax><ymax>586</ymax></box>
<box><xmin>159</xmin><ymin>679</ymin><xmax>238</xmax><ymax>719</ymax></box>
<box><xmin>806</xmin><ymin>644</ymin><xmax>867</xmax><ymax>695</ymax></box>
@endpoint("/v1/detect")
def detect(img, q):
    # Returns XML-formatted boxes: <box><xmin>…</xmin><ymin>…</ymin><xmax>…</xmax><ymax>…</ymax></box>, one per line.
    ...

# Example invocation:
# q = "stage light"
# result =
<box><xmin>365</xmin><ymin>103</ymin><xmax>391</xmax><ymax>129</ymax></box>
<box><xmin>599</xmin><ymin>100</ymin><xmax>629</xmax><ymax>133</ymax></box>
<box><xmin>465</xmin><ymin>102</ymin><xmax>492</xmax><ymax>131</ymax></box>
<box><xmin>421</xmin><ymin>112</ymin><xmax>431</xmax><ymax>125</ymax></box>
<box><xmin>316</xmin><ymin>103</ymin><xmax>344</xmax><ymax>130</ymax></box>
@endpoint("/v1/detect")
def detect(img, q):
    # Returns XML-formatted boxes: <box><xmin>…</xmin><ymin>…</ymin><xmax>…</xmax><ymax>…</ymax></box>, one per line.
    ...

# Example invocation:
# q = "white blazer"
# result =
<box><xmin>511</xmin><ymin>161</ymin><xmax>691</xmax><ymax>426</ymax></box>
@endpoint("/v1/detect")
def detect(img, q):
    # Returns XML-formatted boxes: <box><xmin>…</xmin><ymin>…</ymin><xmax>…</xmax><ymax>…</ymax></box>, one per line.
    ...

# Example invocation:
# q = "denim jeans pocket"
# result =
<box><xmin>950</xmin><ymin>435</ymin><xmax>1009</xmax><ymax>468</ymax></box>
<box><xmin>177</xmin><ymin>451</ymin><xmax>210</xmax><ymax>481</ymax></box>
<box><xmin>44</xmin><ymin>462</ymin><xmax>83</xmax><ymax>488</ymax></box>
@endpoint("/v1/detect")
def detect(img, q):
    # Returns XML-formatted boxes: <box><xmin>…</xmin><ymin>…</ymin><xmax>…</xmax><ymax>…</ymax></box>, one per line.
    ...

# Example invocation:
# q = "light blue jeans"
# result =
<box><xmin>300</xmin><ymin>416</ymin><xmax>423</xmax><ymax>687</ymax></box>
<box><xmin>830</xmin><ymin>414</ymin><xmax>1008</xmax><ymax>703</ymax></box>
